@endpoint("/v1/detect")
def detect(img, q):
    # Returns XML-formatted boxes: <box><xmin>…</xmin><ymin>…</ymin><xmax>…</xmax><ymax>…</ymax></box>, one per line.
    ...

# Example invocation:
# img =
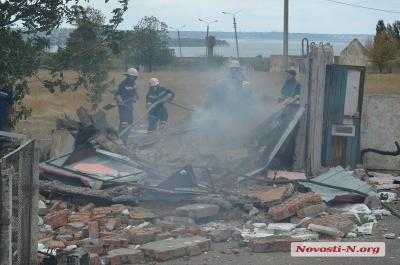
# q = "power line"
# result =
<box><xmin>322</xmin><ymin>0</ymin><xmax>400</xmax><ymax>14</ymax></box>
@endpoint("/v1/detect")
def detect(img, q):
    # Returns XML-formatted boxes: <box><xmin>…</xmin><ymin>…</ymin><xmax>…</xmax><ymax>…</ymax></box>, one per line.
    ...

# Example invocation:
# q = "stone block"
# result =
<box><xmin>140</xmin><ymin>236</ymin><xmax>210</xmax><ymax>262</ymax></box>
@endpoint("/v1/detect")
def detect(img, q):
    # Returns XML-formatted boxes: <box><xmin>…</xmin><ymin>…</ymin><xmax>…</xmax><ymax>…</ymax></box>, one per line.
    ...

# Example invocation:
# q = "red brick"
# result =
<box><xmin>268</xmin><ymin>192</ymin><xmax>322</xmax><ymax>221</ymax></box>
<box><xmin>45</xmin><ymin>210</ymin><xmax>69</xmax><ymax>229</ymax></box>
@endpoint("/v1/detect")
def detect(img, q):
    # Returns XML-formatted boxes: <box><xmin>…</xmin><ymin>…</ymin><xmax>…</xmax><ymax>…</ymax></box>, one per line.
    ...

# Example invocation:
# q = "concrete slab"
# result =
<box><xmin>140</xmin><ymin>236</ymin><xmax>211</xmax><ymax>262</ymax></box>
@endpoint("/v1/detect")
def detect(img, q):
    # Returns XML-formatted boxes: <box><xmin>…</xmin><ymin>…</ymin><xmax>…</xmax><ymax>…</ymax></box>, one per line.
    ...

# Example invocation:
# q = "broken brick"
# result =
<box><xmin>44</xmin><ymin>210</ymin><xmax>69</xmax><ymax>229</ymax></box>
<box><xmin>268</xmin><ymin>192</ymin><xmax>322</xmax><ymax>221</ymax></box>
<box><xmin>310</xmin><ymin>213</ymin><xmax>354</xmax><ymax>234</ymax></box>
<box><xmin>296</xmin><ymin>203</ymin><xmax>327</xmax><ymax>218</ymax></box>
<box><xmin>249</xmin><ymin>185</ymin><xmax>293</xmax><ymax>206</ymax></box>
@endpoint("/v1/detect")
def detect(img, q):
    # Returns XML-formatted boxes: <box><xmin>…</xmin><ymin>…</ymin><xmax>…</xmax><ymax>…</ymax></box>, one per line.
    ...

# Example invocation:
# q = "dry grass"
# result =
<box><xmin>17</xmin><ymin>69</ymin><xmax>283</xmax><ymax>140</ymax></box>
<box><xmin>365</xmin><ymin>73</ymin><xmax>400</xmax><ymax>95</ymax></box>
<box><xmin>17</xmin><ymin>69</ymin><xmax>400</xmax><ymax>140</ymax></box>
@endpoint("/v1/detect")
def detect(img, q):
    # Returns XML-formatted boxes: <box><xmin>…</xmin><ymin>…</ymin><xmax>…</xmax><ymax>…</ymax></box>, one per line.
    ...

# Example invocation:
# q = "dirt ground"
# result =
<box><xmin>150</xmin><ymin>216</ymin><xmax>400</xmax><ymax>265</ymax></box>
<box><xmin>16</xmin><ymin>70</ymin><xmax>400</xmax><ymax>143</ymax></box>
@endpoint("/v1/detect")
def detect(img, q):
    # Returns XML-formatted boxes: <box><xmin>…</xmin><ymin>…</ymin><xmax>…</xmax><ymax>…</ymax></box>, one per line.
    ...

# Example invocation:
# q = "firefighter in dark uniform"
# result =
<box><xmin>115</xmin><ymin>68</ymin><xmax>139</xmax><ymax>132</ymax></box>
<box><xmin>281</xmin><ymin>69</ymin><xmax>301</xmax><ymax>99</ymax></box>
<box><xmin>146</xmin><ymin>78</ymin><xmax>175</xmax><ymax>132</ymax></box>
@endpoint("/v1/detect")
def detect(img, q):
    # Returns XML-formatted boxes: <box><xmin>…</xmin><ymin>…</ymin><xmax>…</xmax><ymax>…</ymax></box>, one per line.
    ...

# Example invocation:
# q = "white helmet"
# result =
<box><xmin>228</xmin><ymin>60</ymin><xmax>240</xmax><ymax>69</ymax></box>
<box><xmin>125</xmin><ymin>68</ymin><xmax>138</xmax><ymax>77</ymax></box>
<box><xmin>149</xmin><ymin>78</ymin><xmax>160</xmax><ymax>87</ymax></box>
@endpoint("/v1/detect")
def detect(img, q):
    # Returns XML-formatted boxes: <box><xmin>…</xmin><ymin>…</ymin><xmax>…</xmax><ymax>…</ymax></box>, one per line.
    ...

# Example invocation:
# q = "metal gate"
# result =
<box><xmin>322</xmin><ymin>64</ymin><xmax>365</xmax><ymax>168</ymax></box>
<box><xmin>0</xmin><ymin>137</ymin><xmax>38</xmax><ymax>265</ymax></box>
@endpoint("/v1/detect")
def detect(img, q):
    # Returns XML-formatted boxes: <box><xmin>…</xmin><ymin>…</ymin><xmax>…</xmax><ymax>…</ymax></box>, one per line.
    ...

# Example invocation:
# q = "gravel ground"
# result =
<box><xmin>147</xmin><ymin>215</ymin><xmax>400</xmax><ymax>265</ymax></box>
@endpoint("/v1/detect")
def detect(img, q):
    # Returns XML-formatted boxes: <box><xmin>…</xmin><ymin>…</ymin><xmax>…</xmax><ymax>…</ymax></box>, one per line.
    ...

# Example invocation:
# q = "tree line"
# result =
<box><xmin>367</xmin><ymin>20</ymin><xmax>400</xmax><ymax>73</ymax></box>
<box><xmin>0</xmin><ymin>1</ymin><xmax>172</xmax><ymax>128</ymax></box>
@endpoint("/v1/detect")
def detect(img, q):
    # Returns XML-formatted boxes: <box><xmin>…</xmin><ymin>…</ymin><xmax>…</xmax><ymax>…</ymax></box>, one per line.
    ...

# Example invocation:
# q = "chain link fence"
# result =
<box><xmin>0</xmin><ymin>135</ymin><xmax>38</xmax><ymax>265</ymax></box>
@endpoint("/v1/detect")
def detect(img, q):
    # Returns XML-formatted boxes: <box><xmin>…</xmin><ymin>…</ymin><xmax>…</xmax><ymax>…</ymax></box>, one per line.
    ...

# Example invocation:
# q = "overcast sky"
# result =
<box><xmin>90</xmin><ymin>0</ymin><xmax>400</xmax><ymax>34</ymax></box>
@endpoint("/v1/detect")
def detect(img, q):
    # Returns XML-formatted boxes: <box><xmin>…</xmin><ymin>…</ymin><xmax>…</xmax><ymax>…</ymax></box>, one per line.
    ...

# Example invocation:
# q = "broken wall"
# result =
<box><xmin>361</xmin><ymin>95</ymin><xmax>400</xmax><ymax>170</ymax></box>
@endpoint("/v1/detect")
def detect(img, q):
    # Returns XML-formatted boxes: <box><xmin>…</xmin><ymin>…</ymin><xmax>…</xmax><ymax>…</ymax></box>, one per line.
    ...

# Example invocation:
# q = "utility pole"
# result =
<box><xmin>170</xmin><ymin>25</ymin><xmax>186</xmax><ymax>57</ymax></box>
<box><xmin>222</xmin><ymin>11</ymin><xmax>241</xmax><ymax>59</ymax></box>
<box><xmin>177</xmin><ymin>29</ymin><xmax>182</xmax><ymax>57</ymax></box>
<box><xmin>283</xmin><ymin>0</ymin><xmax>289</xmax><ymax>71</ymax></box>
<box><xmin>233</xmin><ymin>16</ymin><xmax>239</xmax><ymax>59</ymax></box>
<box><xmin>198</xmin><ymin>18</ymin><xmax>218</xmax><ymax>57</ymax></box>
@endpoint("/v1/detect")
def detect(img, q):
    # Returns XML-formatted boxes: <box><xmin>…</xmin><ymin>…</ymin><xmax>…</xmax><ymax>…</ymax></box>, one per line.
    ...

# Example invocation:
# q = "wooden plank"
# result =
<box><xmin>306</xmin><ymin>44</ymin><xmax>334</xmax><ymax>176</ymax></box>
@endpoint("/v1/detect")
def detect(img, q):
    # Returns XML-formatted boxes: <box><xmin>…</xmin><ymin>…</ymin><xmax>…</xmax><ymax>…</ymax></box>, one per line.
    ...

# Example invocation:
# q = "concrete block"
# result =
<box><xmin>308</xmin><ymin>224</ymin><xmax>344</xmax><ymax>237</ymax></box>
<box><xmin>249</xmin><ymin>236</ymin><xmax>296</xmax><ymax>253</ymax></box>
<box><xmin>175</xmin><ymin>204</ymin><xmax>220</xmax><ymax>220</ymax></box>
<box><xmin>104</xmin><ymin>248</ymin><xmax>144</xmax><ymax>265</ymax></box>
<box><xmin>140</xmin><ymin>236</ymin><xmax>210</xmax><ymax>262</ymax></box>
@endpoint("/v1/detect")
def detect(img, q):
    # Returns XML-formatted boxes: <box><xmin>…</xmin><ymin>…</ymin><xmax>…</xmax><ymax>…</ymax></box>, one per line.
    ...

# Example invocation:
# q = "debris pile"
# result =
<box><xmin>36</xmin><ymin>100</ymin><xmax>400</xmax><ymax>264</ymax></box>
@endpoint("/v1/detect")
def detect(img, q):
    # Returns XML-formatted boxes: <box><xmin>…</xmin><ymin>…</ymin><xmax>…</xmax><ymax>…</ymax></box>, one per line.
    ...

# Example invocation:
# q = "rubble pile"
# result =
<box><xmin>36</xmin><ymin>101</ymin><xmax>400</xmax><ymax>264</ymax></box>
<box><xmin>37</xmin><ymin>164</ymin><xmax>400</xmax><ymax>264</ymax></box>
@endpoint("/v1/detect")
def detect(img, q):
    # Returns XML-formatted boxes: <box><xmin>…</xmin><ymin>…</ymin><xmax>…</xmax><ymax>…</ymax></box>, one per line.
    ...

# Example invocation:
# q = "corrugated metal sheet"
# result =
<box><xmin>301</xmin><ymin>166</ymin><xmax>376</xmax><ymax>202</ymax></box>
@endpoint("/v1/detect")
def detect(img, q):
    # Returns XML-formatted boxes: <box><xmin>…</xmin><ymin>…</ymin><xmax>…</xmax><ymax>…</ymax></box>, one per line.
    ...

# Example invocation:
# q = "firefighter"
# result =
<box><xmin>146</xmin><ymin>78</ymin><xmax>175</xmax><ymax>132</ymax></box>
<box><xmin>281</xmin><ymin>69</ymin><xmax>301</xmax><ymax>99</ymax></box>
<box><xmin>205</xmin><ymin>60</ymin><xmax>250</xmax><ymax>113</ymax></box>
<box><xmin>115</xmin><ymin>68</ymin><xmax>139</xmax><ymax>132</ymax></box>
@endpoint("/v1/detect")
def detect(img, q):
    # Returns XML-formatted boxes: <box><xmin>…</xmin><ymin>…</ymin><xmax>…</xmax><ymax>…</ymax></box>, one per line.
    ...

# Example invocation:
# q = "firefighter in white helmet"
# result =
<box><xmin>146</xmin><ymin>78</ymin><xmax>175</xmax><ymax>132</ymax></box>
<box><xmin>115</xmin><ymin>68</ymin><xmax>139</xmax><ymax>132</ymax></box>
<box><xmin>204</xmin><ymin>59</ymin><xmax>249</xmax><ymax>112</ymax></box>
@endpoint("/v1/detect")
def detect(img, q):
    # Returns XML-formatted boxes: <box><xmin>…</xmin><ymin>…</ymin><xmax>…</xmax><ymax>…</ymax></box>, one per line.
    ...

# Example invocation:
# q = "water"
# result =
<box><xmin>171</xmin><ymin>38</ymin><xmax>350</xmax><ymax>58</ymax></box>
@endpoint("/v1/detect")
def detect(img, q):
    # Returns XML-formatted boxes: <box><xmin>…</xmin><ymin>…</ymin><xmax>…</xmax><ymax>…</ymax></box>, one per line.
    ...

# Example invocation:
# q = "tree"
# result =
<box><xmin>376</xmin><ymin>20</ymin><xmax>387</xmax><ymax>35</ymax></box>
<box><xmin>0</xmin><ymin>0</ymin><xmax>128</xmax><ymax>128</ymax></box>
<box><xmin>367</xmin><ymin>32</ymin><xmax>398</xmax><ymax>73</ymax></box>
<box><xmin>44</xmin><ymin>7</ymin><xmax>122</xmax><ymax>105</ymax></box>
<box><xmin>130</xmin><ymin>16</ymin><xmax>173</xmax><ymax>72</ymax></box>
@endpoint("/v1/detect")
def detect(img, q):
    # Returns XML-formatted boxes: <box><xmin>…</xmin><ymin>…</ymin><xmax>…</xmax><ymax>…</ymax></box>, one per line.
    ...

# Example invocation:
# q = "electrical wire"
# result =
<box><xmin>322</xmin><ymin>0</ymin><xmax>400</xmax><ymax>14</ymax></box>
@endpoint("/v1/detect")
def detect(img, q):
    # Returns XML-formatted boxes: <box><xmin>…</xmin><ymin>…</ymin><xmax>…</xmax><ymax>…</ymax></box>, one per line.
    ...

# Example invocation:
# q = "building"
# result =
<box><xmin>339</xmin><ymin>39</ymin><xmax>369</xmax><ymax>67</ymax></box>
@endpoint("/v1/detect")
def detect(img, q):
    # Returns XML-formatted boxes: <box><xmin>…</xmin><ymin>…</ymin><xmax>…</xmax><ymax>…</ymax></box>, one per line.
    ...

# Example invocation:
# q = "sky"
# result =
<box><xmin>89</xmin><ymin>0</ymin><xmax>400</xmax><ymax>34</ymax></box>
